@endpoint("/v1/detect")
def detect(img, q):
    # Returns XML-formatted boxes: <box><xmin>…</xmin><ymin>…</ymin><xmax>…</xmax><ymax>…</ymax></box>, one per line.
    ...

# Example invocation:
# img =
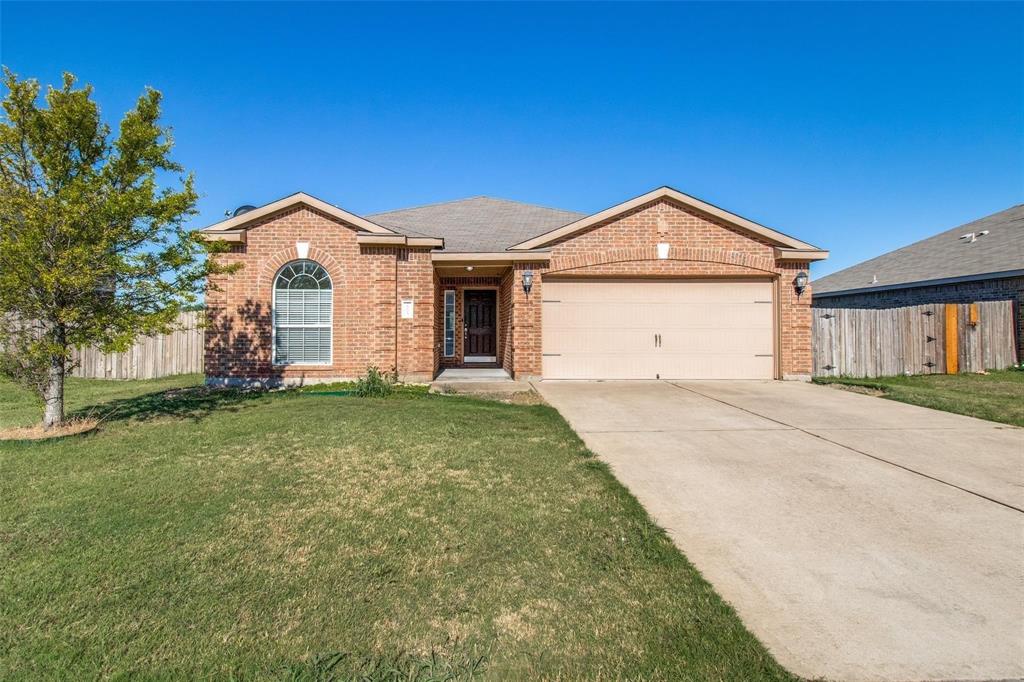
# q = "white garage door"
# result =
<box><xmin>542</xmin><ymin>279</ymin><xmax>775</xmax><ymax>380</ymax></box>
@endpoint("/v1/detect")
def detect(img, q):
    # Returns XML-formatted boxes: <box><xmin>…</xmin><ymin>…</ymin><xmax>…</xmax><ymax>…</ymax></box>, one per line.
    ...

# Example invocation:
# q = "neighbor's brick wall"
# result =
<box><xmin>813</xmin><ymin>276</ymin><xmax>1024</xmax><ymax>359</ymax></box>
<box><xmin>205</xmin><ymin>205</ymin><xmax>434</xmax><ymax>383</ymax></box>
<box><xmin>507</xmin><ymin>199</ymin><xmax>815</xmax><ymax>379</ymax></box>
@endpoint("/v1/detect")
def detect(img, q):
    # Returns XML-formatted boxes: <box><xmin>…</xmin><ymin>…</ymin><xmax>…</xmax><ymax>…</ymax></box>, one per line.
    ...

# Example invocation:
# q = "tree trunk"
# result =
<box><xmin>42</xmin><ymin>347</ymin><xmax>66</xmax><ymax>431</ymax></box>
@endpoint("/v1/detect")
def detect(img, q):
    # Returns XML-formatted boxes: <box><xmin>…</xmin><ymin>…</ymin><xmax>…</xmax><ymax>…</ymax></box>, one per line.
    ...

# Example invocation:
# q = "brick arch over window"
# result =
<box><xmin>547</xmin><ymin>246</ymin><xmax>777</xmax><ymax>276</ymax></box>
<box><xmin>259</xmin><ymin>245</ymin><xmax>344</xmax><ymax>297</ymax></box>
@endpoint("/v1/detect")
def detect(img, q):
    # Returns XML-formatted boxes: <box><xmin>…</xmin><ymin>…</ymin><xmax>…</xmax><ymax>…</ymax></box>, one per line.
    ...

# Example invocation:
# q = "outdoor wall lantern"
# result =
<box><xmin>522</xmin><ymin>269</ymin><xmax>534</xmax><ymax>295</ymax></box>
<box><xmin>794</xmin><ymin>270</ymin><xmax>809</xmax><ymax>296</ymax></box>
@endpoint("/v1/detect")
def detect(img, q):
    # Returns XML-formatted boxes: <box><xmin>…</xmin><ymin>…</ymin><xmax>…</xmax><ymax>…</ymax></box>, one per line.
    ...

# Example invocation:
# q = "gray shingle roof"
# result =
<box><xmin>368</xmin><ymin>196</ymin><xmax>585</xmax><ymax>252</ymax></box>
<box><xmin>814</xmin><ymin>204</ymin><xmax>1024</xmax><ymax>295</ymax></box>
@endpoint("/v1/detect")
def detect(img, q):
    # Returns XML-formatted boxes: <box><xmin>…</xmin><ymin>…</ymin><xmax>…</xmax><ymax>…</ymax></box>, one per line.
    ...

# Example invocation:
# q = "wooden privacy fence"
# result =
<box><xmin>70</xmin><ymin>311</ymin><xmax>204</xmax><ymax>380</ymax></box>
<box><xmin>813</xmin><ymin>300</ymin><xmax>1018</xmax><ymax>378</ymax></box>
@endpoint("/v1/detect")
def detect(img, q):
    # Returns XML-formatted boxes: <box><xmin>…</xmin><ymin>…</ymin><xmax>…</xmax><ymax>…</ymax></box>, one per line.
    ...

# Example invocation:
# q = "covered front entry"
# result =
<box><xmin>542</xmin><ymin>279</ymin><xmax>775</xmax><ymax>379</ymax></box>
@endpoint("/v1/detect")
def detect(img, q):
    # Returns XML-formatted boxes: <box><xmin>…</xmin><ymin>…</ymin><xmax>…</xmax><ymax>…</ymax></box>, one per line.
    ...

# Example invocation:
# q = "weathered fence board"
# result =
<box><xmin>69</xmin><ymin>311</ymin><xmax>203</xmax><ymax>380</ymax></box>
<box><xmin>812</xmin><ymin>300</ymin><xmax>1016</xmax><ymax>378</ymax></box>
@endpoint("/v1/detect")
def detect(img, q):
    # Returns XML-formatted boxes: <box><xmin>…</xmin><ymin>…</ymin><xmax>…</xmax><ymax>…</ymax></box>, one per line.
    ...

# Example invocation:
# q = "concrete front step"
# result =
<box><xmin>429</xmin><ymin>380</ymin><xmax>535</xmax><ymax>395</ymax></box>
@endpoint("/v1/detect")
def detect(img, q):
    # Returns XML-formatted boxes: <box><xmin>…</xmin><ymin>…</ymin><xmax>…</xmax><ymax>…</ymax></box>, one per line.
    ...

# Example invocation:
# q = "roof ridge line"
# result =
<box><xmin>474</xmin><ymin>195</ymin><xmax>587</xmax><ymax>216</ymax></box>
<box><xmin>368</xmin><ymin>195</ymin><xmax>584</xmax><ymax>218</ymax></box>
<box><xmin>367</xmin><ymin>195</ymin><xmax>490</xmax><ymax>216</ymax></box>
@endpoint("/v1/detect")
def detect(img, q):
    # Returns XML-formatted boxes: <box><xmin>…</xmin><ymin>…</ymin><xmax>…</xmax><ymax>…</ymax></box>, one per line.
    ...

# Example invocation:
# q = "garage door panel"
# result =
<box><xmin>652</xmin><ymin>354</ymin><xmax>774</xmax><ymax>379</ymax></box>
<box><xmin>545</xmin><ymin>302</ymin><xmax>773</xmax><ymax>330</ymax></box>
<box><xmin>544</xmin><ymin>302</ymin><xmax>666</xmax><ymax>330</ymax></box>
<box><xmin>543</xmin><ymin>353</ymin><xmax>662</xmax><ymax>381</ymax></box>
<box><xmin>542</xmin><ymin>280</ymin><xmax>774</xmax><ymax>380</ymax></box>
<box><xmin>543</xmin><ymin>328</ymin><xmax>659</xmax><ymax>354</ymax></box>
<box><xmin>659</xmin><ymin>330</ymin><xmax>773</xmax><ymax>354</ymax></box>
<box><xmin>547</xmin><ymin>280</ymin><xmax>767</xmax><ymax>304</ymax></box>
<box><xmin>656</xmin><ymin>304</ymin><xmax>773</xmax><ymax>329</ymax></box>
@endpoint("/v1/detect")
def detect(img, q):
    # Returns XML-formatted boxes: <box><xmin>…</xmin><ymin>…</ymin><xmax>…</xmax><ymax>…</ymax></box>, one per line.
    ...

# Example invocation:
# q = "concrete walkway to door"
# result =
<box><xmin>535</xmin><ymin>380</ymin><xmax>1024</xmax><ymax>682</ymax></box>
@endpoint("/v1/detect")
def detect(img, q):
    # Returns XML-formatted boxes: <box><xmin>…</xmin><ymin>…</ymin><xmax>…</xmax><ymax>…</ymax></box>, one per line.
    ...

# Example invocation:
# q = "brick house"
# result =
<box><xmin>813</xmin><ymin>204</ymin><xmax>1023</xmax><ymax>359</ymax></box>
<box><xmin>200</xmin><ymin>186</ymin><xmax>828</xmax><ymax>385</ymax></box>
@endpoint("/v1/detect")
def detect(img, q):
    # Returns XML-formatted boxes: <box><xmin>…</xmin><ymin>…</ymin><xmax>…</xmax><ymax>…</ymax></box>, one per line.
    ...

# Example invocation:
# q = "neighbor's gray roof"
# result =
<box><xmin>814</xmin><ymin>204</ymin><xmax>1024</xmax><ymax>296</ymax></box>
<box><xmin>368</xmin><ymin>196</ymin><xmax>585</xmax><ymax>252</ymax></box>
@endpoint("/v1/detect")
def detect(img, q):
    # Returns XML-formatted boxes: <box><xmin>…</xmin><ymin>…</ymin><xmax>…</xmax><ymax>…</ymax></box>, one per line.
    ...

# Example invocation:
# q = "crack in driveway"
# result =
<box><xmin>665</xmin><ymin>381</ymin><xmax>1024</xmax><ymax>515</ymax></box>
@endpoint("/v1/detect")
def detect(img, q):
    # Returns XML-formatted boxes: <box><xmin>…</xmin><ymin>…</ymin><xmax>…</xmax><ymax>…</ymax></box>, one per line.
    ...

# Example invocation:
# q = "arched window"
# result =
<box><xmin>273</xmin><ymin>260</ymin><xmax>332</xmax><ymax>365</ymax></box>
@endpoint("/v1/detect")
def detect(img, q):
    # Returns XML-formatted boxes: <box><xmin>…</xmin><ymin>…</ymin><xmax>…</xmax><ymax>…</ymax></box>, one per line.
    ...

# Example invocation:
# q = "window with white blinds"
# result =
<box><xmin>273</xmin><ymin>260</ymin><xmax>332</xmax><ymax>365</ymax></box>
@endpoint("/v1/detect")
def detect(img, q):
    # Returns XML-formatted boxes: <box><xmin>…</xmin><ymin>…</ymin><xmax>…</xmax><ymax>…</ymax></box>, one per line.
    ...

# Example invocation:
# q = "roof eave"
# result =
<box><xmin>775</xmin><ymin>247</ymin><xmax>829</xmax><ymax>262</ymax></box>
<box><xmin>431</xmin><ymin>251</ymin><xmax>551</xmax><ymax>265</ymax></box>
<box><xmin>356</xmin><ymin>233</ymin><xmax>445</xmax><ymax>248</ymax></box>
<box><xmin>814</xmin><ymin>269</ymin><xmax>1024</xmax><ymax>298</ymax></box>
<box><xmin>198</xmin><ymin>230</ymin><xmax>246</xmax><ymax>243</ymax></box>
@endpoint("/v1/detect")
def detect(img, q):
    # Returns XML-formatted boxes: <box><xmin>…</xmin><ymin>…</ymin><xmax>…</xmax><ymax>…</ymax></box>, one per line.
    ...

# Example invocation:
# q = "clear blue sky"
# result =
<box><xmin>2</xmin><ymin>1</ymin><xmax>1022</xmax><ymax>276</ymax></box>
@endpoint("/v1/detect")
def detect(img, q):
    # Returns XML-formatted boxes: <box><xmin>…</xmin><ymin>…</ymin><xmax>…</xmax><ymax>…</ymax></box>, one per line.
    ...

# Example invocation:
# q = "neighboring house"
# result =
<box><xmin>200</xmin><ymin>186</ymin><xmax>827</xmax><ymax>385</ymax></box>
<box><xmin>813</xmin><ymin>205</ymin><xmax>1024</xmax><ymax>359</ymax></box>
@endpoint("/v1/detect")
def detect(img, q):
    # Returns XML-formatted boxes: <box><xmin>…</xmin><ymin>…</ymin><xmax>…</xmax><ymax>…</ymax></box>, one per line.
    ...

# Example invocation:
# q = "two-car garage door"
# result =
<box><xmin>542</xmin><ymin>279</ymin><xmax>775</xmax><ymax>380</ymax></box>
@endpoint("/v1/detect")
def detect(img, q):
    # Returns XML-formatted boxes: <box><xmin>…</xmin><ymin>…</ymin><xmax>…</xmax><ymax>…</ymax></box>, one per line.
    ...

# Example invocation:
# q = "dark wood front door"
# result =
<box><xmin>464</xmin><ymin>290</ymin><xmax>497</xmax><ymax>357</ymax></box>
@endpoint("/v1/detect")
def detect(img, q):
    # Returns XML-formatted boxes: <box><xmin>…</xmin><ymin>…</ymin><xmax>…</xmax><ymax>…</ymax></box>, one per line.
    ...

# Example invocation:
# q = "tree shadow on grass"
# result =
<box><xmin>69</xmin><ymin>385</ymin><xmax>271</xmax><ymax>425</ymax></box>
<box><xmin>67</xmin><ymin>298</ymin><xmax>289</xmax><ymax>426</ymax></box>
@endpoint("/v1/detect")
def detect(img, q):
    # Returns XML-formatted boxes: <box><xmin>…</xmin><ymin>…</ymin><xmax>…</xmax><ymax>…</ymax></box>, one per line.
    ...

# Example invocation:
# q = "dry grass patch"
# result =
<box><xmin>0</xmin><ymin>417</ymin><xmax>98</xmax><ymax>441</ymax></box>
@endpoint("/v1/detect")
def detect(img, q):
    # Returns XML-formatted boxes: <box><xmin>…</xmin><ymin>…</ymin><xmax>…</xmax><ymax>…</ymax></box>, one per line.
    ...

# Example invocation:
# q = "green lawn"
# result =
<box><xmin>814</xmin><ymin>369</ymin><xmax>1024</xmax><ymax>427</ymax></box>
<box><xmin>0</xmin><ymin>376</ymin><xmax>792</xmax><ymax>681</ymax></box>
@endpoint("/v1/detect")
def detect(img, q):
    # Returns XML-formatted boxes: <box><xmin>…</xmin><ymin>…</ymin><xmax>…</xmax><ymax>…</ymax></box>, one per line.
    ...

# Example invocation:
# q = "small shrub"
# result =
<box><xmin>355</xmin><ymin>365</ymin><xmax>396</xmax><ymax>398</ymax></box>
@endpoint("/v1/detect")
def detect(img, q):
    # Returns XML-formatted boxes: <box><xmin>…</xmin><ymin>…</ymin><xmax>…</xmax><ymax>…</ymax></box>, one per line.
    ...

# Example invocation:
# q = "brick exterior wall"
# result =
<box><xmin>499</xmin><ymin>270</ymin><xmax>514</xmax><ymax>372</ymax></box>
<box><xmin>813</xmin><ymin>275</ymin><xmax>1024</xmax><ymax>360</ymax></box>
<box><xmin>506</xmin><ymin>198</ymin><xmax>814</xmax><ymax>379</ymax></box>
<box><xmin>205</xmin><ymin>205</ymin><xmax>434</xmax><ymax>385</ymax></box>
<box><xmin>206</xmin><ymin>197</ymin><xmax>818</xmax><ymax>384</ymax></box>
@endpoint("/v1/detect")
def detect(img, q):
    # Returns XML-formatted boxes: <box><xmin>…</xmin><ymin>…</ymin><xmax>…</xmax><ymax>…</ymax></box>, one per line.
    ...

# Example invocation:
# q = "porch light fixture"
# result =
<box><xmin>794</xmin><ymin>270</ymin><xmax>809</xmax><ymax>296</ymax></box>
<box><xmin>522</xmin><ymin>269</ymin><xmax>534</xmax><ymax>295</ymax></box>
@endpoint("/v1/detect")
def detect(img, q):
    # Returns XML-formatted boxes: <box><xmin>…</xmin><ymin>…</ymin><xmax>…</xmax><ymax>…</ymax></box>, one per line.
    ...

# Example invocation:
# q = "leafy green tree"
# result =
<box><xmin>0</xmin><ymin>68</ymin><xmax>230</xmax><ymax>428</ymax></box>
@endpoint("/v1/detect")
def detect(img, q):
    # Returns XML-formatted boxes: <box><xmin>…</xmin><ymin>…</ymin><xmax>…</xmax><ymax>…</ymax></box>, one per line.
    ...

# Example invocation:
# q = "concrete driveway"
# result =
<box><xmin>535</xmin><ymin>380</ymin><xmax>1024</xmax><ymax>682</ymax></box>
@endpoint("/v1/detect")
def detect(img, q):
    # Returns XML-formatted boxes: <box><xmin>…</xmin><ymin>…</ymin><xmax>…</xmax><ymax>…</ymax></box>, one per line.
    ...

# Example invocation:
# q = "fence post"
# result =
<box><xmin>944</xmin><ymin>303</ymin><xmax>958</xmax><ymax>375</ymax></box>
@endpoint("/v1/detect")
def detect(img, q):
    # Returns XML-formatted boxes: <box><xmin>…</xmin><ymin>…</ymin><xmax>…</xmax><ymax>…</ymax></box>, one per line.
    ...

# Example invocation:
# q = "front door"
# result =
<box><xmin>464</xmin><ymin>290</ymin><xmax>497</xmax><ymax>360</ymax></box>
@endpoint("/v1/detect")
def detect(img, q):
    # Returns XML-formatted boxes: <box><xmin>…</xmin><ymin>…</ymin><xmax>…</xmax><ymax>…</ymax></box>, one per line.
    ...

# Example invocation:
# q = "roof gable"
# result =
<box><xmin>508</xmin><ymin>186</ymin><xmax>824</xmax><ymax>254</ymax></box>
<box><xmin>200</xmin><ymin>192</ymin><xmax>397</xmax><ymax>235</ymax></box>
<box><xmin>814</xmin><ymin>204</ymin><xmax>1024</xmax><ymax>295</ymax></box>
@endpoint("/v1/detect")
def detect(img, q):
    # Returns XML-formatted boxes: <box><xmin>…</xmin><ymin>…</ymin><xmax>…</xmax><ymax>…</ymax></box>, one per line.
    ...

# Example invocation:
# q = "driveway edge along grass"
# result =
<box><xmin>814</xmin><ymin>368</ymin><xmax>1024</xmax><ymax>427</ymax></box>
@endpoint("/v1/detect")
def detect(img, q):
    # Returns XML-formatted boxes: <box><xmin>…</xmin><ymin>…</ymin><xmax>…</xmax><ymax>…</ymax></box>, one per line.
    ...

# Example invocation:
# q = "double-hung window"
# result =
<box><xmin>273</xmin><ymin>260</ymin><xmax>332</xmax><ymax>365</ymax></box>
